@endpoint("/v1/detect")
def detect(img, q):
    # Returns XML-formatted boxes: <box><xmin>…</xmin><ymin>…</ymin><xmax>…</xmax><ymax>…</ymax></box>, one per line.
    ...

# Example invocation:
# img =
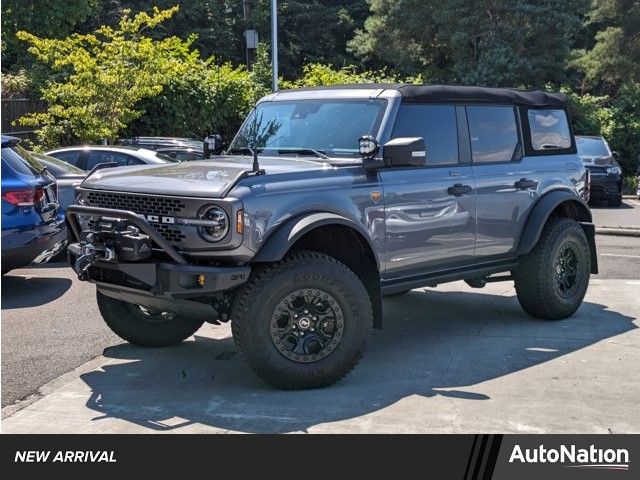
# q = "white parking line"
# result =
<box><xmin>601</xmin><ymin>253</ymin><xmax>640</xmax><ymax>259</ymax></box>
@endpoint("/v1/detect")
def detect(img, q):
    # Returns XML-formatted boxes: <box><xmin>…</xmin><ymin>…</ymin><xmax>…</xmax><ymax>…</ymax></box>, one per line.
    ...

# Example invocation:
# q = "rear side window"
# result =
<box><xmin>528</xmin><ymin>109</ymin><xmax>571</xmax><ymax>150</ymax></box>
<box><xmin>1</xmin><ymin>146</ymin><xmax>40</xmax><ymax>178</ymax></box>
<box><xmin>392</xmin><ymin>104</ymin><xmax>459</xmax><ymax>166</ymax></box>
<box><xmin>467</xmin><ymin>106</ymin><xmax>519</xmax><ymax>163</ymax></box>
<box><xmin>86</xmin><ymin>151</ymin><xmax>141</xmax><ymax>170</ymax></box>
<box><xmin>50</xmin><ymin>150</ymin><xmax>82</xmax><ymax>166</ymax></box>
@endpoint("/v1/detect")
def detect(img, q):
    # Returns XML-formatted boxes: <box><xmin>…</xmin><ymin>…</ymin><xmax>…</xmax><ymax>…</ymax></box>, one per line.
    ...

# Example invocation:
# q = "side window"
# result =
<box><xmin>527</xmin><ymin>109</ymin><xmax>571</xmax><ymax>150</ymax></box>
<box><xmin>467</xmin><ymin>106</ymin><xmax>519</xmax><ymax>163</ymax></box>
<box><xmin>391</xmin><ymin>104</ymin><xmax>459</xmax><ymax>166</ymax></box>
<box><xmin>50</xmin><ymin>150</ymin><xmax>81</xmax><ymax>166</ymax></box>
<box><xmin>85</xmin><ymin>151</ymin><xmax>132</xmax><ymax>170</ymax></box>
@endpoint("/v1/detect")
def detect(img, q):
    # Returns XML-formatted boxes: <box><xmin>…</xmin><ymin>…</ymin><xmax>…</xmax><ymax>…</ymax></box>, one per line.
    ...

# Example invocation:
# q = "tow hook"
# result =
<box><xmin>68</xmin><ymin>242</ymin><xmax>115</xmax><ymax>280</ymax></box>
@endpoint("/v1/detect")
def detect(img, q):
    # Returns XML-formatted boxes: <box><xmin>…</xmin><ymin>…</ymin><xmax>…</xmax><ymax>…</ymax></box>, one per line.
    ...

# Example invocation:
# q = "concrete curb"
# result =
<box><xmin>596</xmin><ymin>227</ymin><xmax>640</xmax><ymax>237</ymax></box>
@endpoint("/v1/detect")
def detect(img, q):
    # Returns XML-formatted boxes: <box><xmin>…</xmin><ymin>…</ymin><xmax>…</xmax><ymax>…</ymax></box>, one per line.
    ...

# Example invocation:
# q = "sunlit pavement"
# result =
<box><xmin>2</xmin><ymin>276</ymin><xmax>639</xmax><ymax>434</ymax></box>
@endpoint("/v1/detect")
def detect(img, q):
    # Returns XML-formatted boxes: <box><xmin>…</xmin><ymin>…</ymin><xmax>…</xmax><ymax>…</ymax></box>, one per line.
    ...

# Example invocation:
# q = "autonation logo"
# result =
<box><xmin>509</xmin><ymin>444</ymin><xmax>630</xmax><ymax>471</ymax></box>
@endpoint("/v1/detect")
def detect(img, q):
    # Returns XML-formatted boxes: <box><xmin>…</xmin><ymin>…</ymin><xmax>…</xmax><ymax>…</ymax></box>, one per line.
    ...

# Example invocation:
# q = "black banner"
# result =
<box><xmin>0</xmin><ymin>434</ymin><xmax>636</xmax><ymax>478</ymax></box>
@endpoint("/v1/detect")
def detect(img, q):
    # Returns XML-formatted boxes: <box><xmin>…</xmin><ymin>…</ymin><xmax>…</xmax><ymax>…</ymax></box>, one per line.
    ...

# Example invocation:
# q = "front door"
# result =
<box><xmin>380</xmin><ymin>104</ymin><xmax>476</xmax><ymax>279</ymax></box>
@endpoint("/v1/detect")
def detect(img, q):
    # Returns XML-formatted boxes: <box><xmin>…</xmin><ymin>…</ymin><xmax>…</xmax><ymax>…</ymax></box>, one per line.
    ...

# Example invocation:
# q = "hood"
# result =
<box><xmin>79</xmin><ymin>155</ymin><xmax>339</xmax><ymax>197</ymax></box>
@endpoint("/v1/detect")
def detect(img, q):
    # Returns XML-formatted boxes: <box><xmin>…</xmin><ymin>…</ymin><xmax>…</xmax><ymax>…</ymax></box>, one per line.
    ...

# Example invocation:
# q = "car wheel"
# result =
<box><xmin>513</xmin><ymin>217</ymin><xmax>591</xmax><ymax>320</ymax></box>
<box><xmin>96</xmin><ymin>291</ymin><xmax>205</xmax><ymax>347</ymax></box>
<box><xmin>608</xmin><ymin>195</ymin><xmax>622</xmax><ymax>207</ymax></box>
<box><xmin>231</xmin><ymin>250</ymin><xmax>372</xmax><ymax>389</ymax></box>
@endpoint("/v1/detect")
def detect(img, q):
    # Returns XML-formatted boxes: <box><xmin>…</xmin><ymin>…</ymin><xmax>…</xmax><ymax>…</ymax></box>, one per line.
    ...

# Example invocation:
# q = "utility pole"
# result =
<box><xmin>271</xmin><ymin>0</ymin><xmax>278</xmax><ymax>91</ymax></box>
<box><xmin>243</xmin><ymin>0</ymin><xmax>257</xmax><ymax>69</ymax></box>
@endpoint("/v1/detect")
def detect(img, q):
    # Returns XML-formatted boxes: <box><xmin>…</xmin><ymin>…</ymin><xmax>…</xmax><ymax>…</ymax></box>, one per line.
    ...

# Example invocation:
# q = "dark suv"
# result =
<box><xmin>576</xmin><ymin>135</ymin><xmax>623</xmax><ymax>206</ymax></box>
<box><xmin>66</xmin><ymin>85</ymin><xmax>596</xmax><ymax>389</ymax></box>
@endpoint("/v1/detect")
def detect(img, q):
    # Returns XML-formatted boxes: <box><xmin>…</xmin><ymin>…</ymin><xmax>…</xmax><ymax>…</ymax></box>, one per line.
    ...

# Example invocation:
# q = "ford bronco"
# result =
<box><xmin>66</xmin><ymin>85</ymin><xmax>596</xmax><ymax>389</ymax></box>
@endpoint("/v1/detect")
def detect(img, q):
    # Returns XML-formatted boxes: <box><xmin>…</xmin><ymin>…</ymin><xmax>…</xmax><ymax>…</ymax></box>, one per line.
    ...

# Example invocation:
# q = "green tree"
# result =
<box><xmin>350</xmin><ymin>0</ymin><xmax>589</xmax><ymax>87</ymax></box>
<box><xmin>571</xmin><ymin>0</ymin><xmax>640</xmax><ymax>93</ymax></box>
<box><xmin>1</xmin><ymin>0</ymin><xmax>99</xmax><ymax>72</ymax></box>
<box><xmin>16</xmin><ymin>6</ymin><xmax>198</xmax><ymax>148</ymax></box>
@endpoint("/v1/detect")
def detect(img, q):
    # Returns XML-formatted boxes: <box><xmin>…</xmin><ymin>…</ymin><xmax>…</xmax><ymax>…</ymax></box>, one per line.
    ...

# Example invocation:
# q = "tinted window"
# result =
<box><xmin>576</xmin><ymin>137</ymin><xmax>610</xmax><ymax>157</ymax></box>
<box><xmin>528</xmin><ymin>109</ymin><xmax>571</xmax><ymax>150</ymax></box>
<box><xmin>50</xmin><ymin>150</ymin><xmax>82</xmax><ymax>166</ymax></box>
<box><xmin>1</xmin><ymin>146</ymin><xmax>41</xmax><ymax>178</ymax></box>
<box><xmin>86</xmin><ymin>151</ymin><xmax>141</xmax><ymax>170</ymax></box>
<box><xmin>391</xmin><ymin>105</ymin><xmax>459</xmax><ymax>166</ymax></box>
<box><xmin>467</xmin><ymin>106</ymin><xmax>519</xmax><ymax>163</ymax></box>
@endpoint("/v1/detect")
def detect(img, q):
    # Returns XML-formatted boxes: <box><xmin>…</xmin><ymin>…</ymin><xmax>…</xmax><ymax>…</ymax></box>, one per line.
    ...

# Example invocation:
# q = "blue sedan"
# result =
<box><xmin>1</xmin><ymin>136</ymin><xmax>67</xmax><ymax>274</ymax></box>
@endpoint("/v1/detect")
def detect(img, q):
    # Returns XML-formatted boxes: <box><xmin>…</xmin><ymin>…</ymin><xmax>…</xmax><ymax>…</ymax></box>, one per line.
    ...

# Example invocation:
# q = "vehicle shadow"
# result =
<box><xmin>590</xmin><ymin>201</ymin><xmax>634</xmax><ymax>210</ymax></box>
<box><xmin>1</xmin><ymin>273</ymin><xmax>72</xmax><ymax>309</ymax></box>
<box><xmin>81</xmin><ymin>289</ymin><xmax>636</xmax><ymax>433</ymax></box>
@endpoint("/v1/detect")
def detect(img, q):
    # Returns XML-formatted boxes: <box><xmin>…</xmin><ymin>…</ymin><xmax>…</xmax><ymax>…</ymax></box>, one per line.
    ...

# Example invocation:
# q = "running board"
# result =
<box><xmin>381</xmin><ymin>261</ymin><xmax>518</xmax><ymax>295</ymax></box>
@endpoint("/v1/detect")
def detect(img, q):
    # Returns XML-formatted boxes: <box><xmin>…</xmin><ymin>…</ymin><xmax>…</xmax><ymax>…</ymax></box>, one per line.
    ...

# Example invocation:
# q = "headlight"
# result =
<box><xmin>606</xmin><ymin>166</ymin><xmax>622</xmax><ymax>176</ymax></box>
<box><xmin>198</xmin><ymin>206</ymin><xmax>229</xmax><ymax>242</ymax></box>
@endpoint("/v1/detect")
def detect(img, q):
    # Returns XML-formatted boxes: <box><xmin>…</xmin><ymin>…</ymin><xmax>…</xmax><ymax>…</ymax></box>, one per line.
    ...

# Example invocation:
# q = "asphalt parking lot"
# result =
<box><xmin>2</xmin><ymin>201</ymin><xmax>639</xmax><ymax>433</ymax></box>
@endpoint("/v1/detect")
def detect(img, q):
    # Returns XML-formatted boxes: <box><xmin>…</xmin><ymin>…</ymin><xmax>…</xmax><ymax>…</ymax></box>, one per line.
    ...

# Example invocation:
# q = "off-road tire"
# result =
<box><xmin>608</xmin><ymin>195</ymin><xmax>622</xmax><ymax>207</ymax></box>
<box><xmin>96</xmin><ymin>290</ymin><xmax>205</xmax><ymax>347</ymax></box>
<box><xmin>231</xmin><ymin>250</ymin><xmax>372</xmax><ymax>389</ymax></box>
<box><xmin>513</xmin><ymin>217</ymin><xmax>591</xmax><ymax>320</ymax></box>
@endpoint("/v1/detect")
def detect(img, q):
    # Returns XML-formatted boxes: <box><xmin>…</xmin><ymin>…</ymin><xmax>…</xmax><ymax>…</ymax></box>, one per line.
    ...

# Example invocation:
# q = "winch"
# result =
<box><xmin>68</xmin><ymin>216</ymin><xmax>152</xmax><ymax>280</ymax></box>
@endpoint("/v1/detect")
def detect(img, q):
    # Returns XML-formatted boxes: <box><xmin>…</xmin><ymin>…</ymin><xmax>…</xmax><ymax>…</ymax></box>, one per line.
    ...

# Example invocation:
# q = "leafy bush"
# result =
<box><xmin>15</xmin><ymin>6</ymin><xmax>197</xmax><ymax>149</ymax></box>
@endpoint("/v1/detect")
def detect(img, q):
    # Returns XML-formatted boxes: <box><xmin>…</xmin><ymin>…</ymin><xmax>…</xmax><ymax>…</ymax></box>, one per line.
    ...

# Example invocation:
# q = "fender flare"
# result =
<box><xmin>516</xmin><ymin>190</ymin><xmax>597</xmax><ymax>273</ymax></box>
<box><xmin>251</xmin><ymin>212</ymin><xmax>380</xmax><ymax>268</ymax></box>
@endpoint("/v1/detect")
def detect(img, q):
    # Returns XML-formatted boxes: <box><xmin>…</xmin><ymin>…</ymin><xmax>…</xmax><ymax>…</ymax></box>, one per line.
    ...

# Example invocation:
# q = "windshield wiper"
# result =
<box><xmin>276</xmin><ymin>148</ymin><xmax>329</xmax><ymax>160</ymax></box>
<box><xmin>226</xmin><ymin>147</ymin><xmax>260</xmax><ymax>155</ymax></box>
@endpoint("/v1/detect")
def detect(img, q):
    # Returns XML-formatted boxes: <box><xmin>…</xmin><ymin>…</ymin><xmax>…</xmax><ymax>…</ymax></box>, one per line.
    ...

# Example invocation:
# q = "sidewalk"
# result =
<box><xmin>592</xmin><ymin>198</ymin><xmax>640</xmax><ymax>237</ymax></box>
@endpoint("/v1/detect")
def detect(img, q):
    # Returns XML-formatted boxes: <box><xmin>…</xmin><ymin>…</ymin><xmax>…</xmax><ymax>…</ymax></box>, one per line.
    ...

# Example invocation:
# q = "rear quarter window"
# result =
<box><xmin>527</xmin><ymin>109</ymin><xmax>571</xmax><ymax>150</ymax></box>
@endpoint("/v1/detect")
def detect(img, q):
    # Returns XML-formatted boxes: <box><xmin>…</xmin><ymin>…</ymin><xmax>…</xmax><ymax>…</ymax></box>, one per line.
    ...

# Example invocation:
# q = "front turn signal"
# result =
<box><xmin>236</xmin><ymin>209</ymin><xmax>244</xmax><ymax>234</ymax></box>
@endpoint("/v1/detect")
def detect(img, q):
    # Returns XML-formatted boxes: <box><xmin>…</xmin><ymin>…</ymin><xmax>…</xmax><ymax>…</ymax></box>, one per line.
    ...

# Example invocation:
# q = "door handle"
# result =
<box><xmin>514</xmin><ymin>178</ymin><xmax>538</xmax><ymax>190</ymax></box>
<box><xmin>447</xmin><ymin>184</ymin><xmax>473</xmax><ymax>196</ymax></box>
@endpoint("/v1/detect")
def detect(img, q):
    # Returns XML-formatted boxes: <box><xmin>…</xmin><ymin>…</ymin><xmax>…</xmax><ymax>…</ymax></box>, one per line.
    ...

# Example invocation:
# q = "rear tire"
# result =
<box><xmin>96</xmin><ymin>291</ymin><xmax>205</xmax><ymax>347</ymax></box>
<box><xmin>608</xmin><ymin>195</ymin><xmax>622</xmax><ymax>207</ymax></box>
<box><xmin>231</xmin><ymin>250</ymin><xmax>372</xmax><ymax>389</ymax></box>
<box><xmin>513</xmin><ymin>217</ymin><xmax>591</xmax><ymax>320</ymax></box>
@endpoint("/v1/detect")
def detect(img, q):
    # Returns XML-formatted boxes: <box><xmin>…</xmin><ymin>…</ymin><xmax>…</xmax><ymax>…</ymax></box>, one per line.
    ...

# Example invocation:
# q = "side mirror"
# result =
<box><xmin>383</xmin><ymin>137</ymin><xmax>426</xmax><ymax>167</ymax></box>
<box><xmin>203</xmin><ymin>134</ymin><xmax>224</xmax><ymax>157</ymax></box>
<box><xmin>612</xmin><ymin>151</ymin><xmax>619</xmax><ymax>160</ymax></box>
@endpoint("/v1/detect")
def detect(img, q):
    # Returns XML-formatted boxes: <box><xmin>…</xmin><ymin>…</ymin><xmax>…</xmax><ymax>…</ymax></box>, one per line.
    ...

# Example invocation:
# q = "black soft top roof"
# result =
<box><xmin>287</xmin><ymin>84</ymin><xmax>567</xmax><ymax>108</ymax></box>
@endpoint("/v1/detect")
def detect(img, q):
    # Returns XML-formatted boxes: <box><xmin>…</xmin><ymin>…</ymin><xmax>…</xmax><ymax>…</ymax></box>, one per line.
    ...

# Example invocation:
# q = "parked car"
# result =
<box><xmin>30</xmin><ymin>152</ymin><xmax>86</xmax><ymax>210</ymax></box>
<box><xmin>66</xmin><ymin>84</ymin><xmax>596</xmax><ymax>389</ymax></box>
<box><xmin>1</xmin><ymin>136</ymin><xmax>66</xmax><ymax>274</ymax></box>
<box><xmin>156</xmin><ymin>147</ymin><xmax>204</xmax><ymax>162</ymax></box>
<box><xmin>45</xmin><ymin>145</ymin><xmax>176</xmax><ymax>171</ymax></box>
<box><xmin>576</xmin><ymin>135</ymin><xmax>623</xmax><ymax>206</ymax></box>
<box><xmin>117</xmin><ymin>136</ymin><xmax>203</xmax><ymax>151</ymax></box>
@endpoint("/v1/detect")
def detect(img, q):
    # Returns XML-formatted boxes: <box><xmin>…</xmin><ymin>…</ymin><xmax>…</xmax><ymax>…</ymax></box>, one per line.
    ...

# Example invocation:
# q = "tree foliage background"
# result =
<box><xmin>1</xmin><ymin>0</ymin><xmax>639</xmax><ymax>178</ymax></box>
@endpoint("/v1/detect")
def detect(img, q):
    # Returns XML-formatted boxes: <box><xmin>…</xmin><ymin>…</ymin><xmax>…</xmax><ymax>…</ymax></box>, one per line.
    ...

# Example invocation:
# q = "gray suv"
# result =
<box><xmin>66</xmin><ymin>85</ymin><xmax>596</xmax><ymax>389</ymax></box>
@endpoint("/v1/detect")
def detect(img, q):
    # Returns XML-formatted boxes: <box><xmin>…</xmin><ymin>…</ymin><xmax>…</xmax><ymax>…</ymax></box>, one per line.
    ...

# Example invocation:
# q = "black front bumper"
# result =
<box><xmin>66</xmin><ymin>204</ymin><xmax>251</xmax><ymax>317</ymax></box>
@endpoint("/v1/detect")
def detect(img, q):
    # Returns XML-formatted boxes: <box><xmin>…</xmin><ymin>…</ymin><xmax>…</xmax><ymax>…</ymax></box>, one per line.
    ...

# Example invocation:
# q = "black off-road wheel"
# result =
<box><xmin>513</xmin><ymin>217</ymin><xmax>591</xmax><ymax>320</ymax></box>
<box><xmin>231</xmin><ymin>250</ymin><xmax>372</xmax><ymax>390</ymax></box>
<box><xmin>96</xmin><ymin>291</ymin><xmax>205</xmax><ymax>347</ymax></box>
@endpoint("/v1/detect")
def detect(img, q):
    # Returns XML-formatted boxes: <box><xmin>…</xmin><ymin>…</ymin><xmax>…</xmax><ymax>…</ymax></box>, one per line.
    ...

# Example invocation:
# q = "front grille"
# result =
<box><xmin>86</xmin><ymin>191</ymin><xmax>186</xmax><ymax>216</ymax></box>
<box><xmin>85</xmin><ymin>191</ymin><xmax>188</xmax><ymax>244</ymax></box>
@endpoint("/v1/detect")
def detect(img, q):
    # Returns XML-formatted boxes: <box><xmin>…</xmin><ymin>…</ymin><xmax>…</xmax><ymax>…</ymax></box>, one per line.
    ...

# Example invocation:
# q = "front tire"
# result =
<box><xmin>513</xmin><ymin>217</ymin><xmax>591</xmax><ymax>320</ymax></box>
<box><xmin>96</xmin><ymin>291</ymin><xmax>205</xmax><ymax>347</ymax></box>
<box><xmin>231</xmin><ymin>250</ymin><xmax>372</xmax><ymax>389</ymax></box>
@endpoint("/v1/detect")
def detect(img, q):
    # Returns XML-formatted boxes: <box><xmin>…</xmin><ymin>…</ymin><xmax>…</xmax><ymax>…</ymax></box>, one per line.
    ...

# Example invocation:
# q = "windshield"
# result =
<box><xmin>228</xmin><ymin>99</ymin><xmax>387</xmax><ymax>159</ymax></box>
<box><xmin>576</xmin><ymin>137</ymin><xmax>610</xmax><ymax>157</ymax></box>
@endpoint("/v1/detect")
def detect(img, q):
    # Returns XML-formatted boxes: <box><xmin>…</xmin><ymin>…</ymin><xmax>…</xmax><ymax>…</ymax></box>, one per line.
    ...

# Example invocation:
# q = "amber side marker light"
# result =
<box><xmin>236</xmin><ymin>210</ymin><xmax>244</xmax><ymax>234</ymax></box>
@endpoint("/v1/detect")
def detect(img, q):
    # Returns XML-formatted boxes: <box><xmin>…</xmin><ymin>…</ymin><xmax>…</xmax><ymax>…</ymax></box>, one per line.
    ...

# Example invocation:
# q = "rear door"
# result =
<box><xmin>380</xmin><ymin>104</ymin><xmax>476</xmax><ymax>278</ymax></box>
<box><xmin>466</xmin><ymin>105</ymin><xmax>538</xmax><ymax>257</ymax></box>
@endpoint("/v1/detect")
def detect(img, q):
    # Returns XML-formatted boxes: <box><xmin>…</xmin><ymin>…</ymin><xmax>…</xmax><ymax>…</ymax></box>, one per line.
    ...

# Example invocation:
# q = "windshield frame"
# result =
<box><xmin>227</xmin><ymin>98</ymin><xmax>389</xmax><ymax>161</ymax></box>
